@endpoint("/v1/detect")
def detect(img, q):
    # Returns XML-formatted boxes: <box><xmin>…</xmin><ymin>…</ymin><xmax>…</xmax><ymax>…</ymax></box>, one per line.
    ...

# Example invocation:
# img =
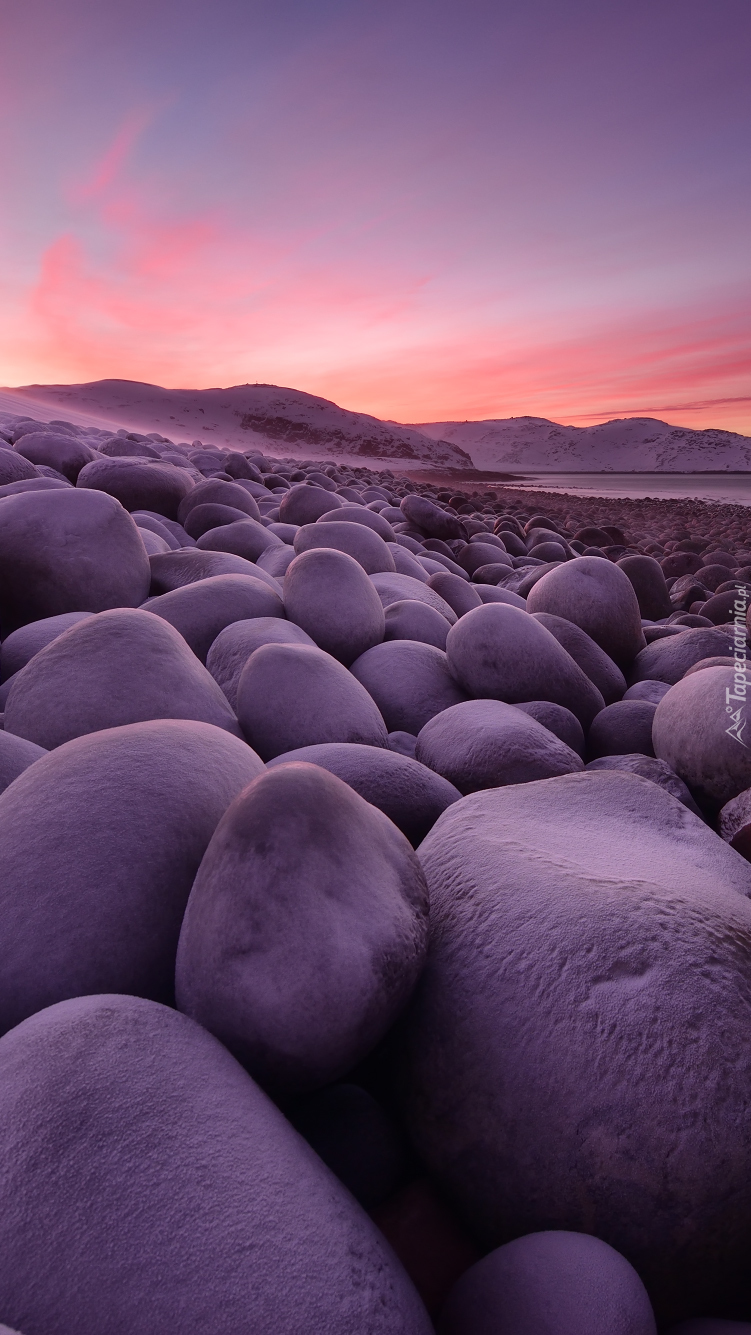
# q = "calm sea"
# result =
<box><xmin>498</xmin><ymin>473</ymin><xmax>751</xmax><ymax>506</ymax></box>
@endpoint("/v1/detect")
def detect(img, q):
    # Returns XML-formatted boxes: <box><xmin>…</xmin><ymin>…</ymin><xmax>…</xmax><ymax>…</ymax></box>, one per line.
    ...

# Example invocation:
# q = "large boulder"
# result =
<box><xmin>0</xmin><ymin>730</ymin><xmax>47</xmax><ymax>797</ymax></box>
<box><xmin>0</xmin><ymin>994</ymin><xmax>431</xmax><ymax>1335</ymax></box>
<box><xmin>426</xmin><ymin>573</ymin><xmax>483</xmax><ymax>618</ymax></box>
<box><xmin>284</xmin><ymin>548</ymin><xmax>385</xmax><ymax>665</ymax></box>
<box><xmin>653</xmin><ymin>666</ymin><xmax>751</xmax><ymax>811</ymax></box>
<box><xmin>370</xmin><ymin>572</ymin><xmax>458</xmax><ymax>623</ymax></box>
<box><xmin>318</xmin><ymin>503</ymin><xmax>396</xmax><ymax>542</ymax></box>
<box><xmin>279</xmin><ymin>484</ymin><xmax>344</xmax><ymax>526</ymax></box>
<box><xmin>77</xmin><ymin>457</ymin><xmax>194</xmax><ymax>519</ymax></box>
<box><xmin>176</xmin><ymin>476</ymin><xmax>261</xmax><ymax>524</ymax></box>
<box><xmin>0</xmin><ymin>447</ymin><xmax>38</xmax><ymax>485</ymax></box>
<box><xmin>207</xmin><ymin>618</ymin><xmax>315</xmax><ymax>710</ymax></box>
<box><xmin>176</xmin><ymin>763</ymin><xmax>429</xmax><ymax>1092</ymax></box>
<box><xmin>14</xmin><ymin>431</ymin><xmax>98</xmax><ymax>481</ymax></box>
<box><xmin>513</xmin><ymin>699</ymin><xmax>585</xmax><ymax>757</ymax></box>
<box><xmin>400</xmin><ymin>496</ymin><xmax>466</xmax><ymax>541</ymax></box>
<box><xmin>446</xmin><ymin>604</ymin><xmax>604</xmax><ymax>728</ymax></box>
<box><xmin>351</xmin><ymin>641</ymin><xmax>468</xmax><ymax>735</ymax></box>
<box><xmin>587</xmin><ymin>699</ymin><xmax>657</xmax><ymax>759</ymax></box>
<box><xmin>0</xmin><ymin>721</ymin><xmax>262</xmax><ymax>1032</ymax></box>
<box><xmin>384</xmin><ymin>599</ymin><xmax>450</xmax><ymax>650</ymax></box>
<box><xmin>3</xmin><ymin>608</ymin><xmax>241</xmax><ymax>749</ymax></box>
<box><xmin>438</xmin><ymin>1231</ymin><xmax>657</xmax><ymax>1335</ymax></box>
<box><xmin>148</xmin><ymin>548</ymin><xmax>281</xmax><ymax>596</ymax></box>
<box><xmin>0</xmin><ymin>611</ymin><xmax>94</xmax><ymax>680</ymax></box>
<box><xmin>0</xmin><ymin>489</ymin><xmax>150</xmax><ymax>633</ymax></box>
<box><xmin>237</xmin><ymin>643</ymin><xmax>389</xmax><ymax>759</ymax></box>
<box><xmin>196</xmin><ymin>518</ymin><xmax>282</xmax><ymax>561</ymax></box>
<box><xmin>267</xmin><ymin>741</ymin><xmax>461</xmax><ymax>845</ymax></box>
<box><xmin>144</xmin><ymin>573</ymin><xmax>284</xmax><ymax>662</ymax></box>
<box><xmin>415</xmin><ymin>699</ymin><xmax>584</xmax><ymax>793</ymax></box>
<box><xmin>293</xmin><ymin>521</ymin><xmax>396</xmax><ymax>574</ymax></box>
<box><xmin>628</xmin><ymin>627</ymin><xmax>734</xmax><ymax>685</ymax></box>
<box><xmin>526</xmin><ymin>558</ymin><xmax>646</xmax><ymax>667</ymax></box>
<box><xmin>183</xmin><ymin>502</ymin><xmax>258</xmax><ymax>540</ymax></box>
<box><xmin>401</xmin><ymin>770</ymin><xmax>751</xmax><ymax>1325</ymax></box>
<box><xmin>617</xmin><ymin>555</ymin><xmax>673</xmax><ymax>620</ymax></box>
<box><xmin>587</xmin><ymin>753</ymin><xmax>702</xmax><ymax>816</ymax></box>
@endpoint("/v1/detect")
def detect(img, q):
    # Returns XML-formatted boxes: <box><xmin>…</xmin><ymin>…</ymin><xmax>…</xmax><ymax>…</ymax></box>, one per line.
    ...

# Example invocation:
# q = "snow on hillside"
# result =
<box><xmin>3</xmin><ymin>380</ymin><xmax>472</xmax><ymax>470</ymax></box>
<box><xmin>411</xmin><ymin>415</ymin><xmax>751</xmax><ymax>472</ymax></box>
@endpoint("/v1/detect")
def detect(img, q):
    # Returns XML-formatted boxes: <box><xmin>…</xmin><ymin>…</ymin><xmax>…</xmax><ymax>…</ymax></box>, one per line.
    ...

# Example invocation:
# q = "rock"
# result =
<box><xmin>426</xmin><ymin>573</ymin><xmax>483</xmax><ymax>618</ymax></box>
<box><xmin>513</xmin><ymin>700</ymin><xmax>585</xmax><ymax>757</ymax></box>
<box><xmin>384</xmin><ymin>599</ymin><xmax>450</xmax><ymax>650</ymax></box>
<box><xmin>4</xmin><ymin>608</ymin><xmax>240</xmax><ymax>749</ymax></box>
<box><xmin>371</xmin><ymin>1179</ymin><xmax>480</xmax><ymax>1319</ymax></box>
<box><xmin>623</xmin><ymin>680</ymin><xmax>672</xmax><ymax>704</ymax></box>
<box><xmin>0</xmin><ymin>489</ymin><xmax>150</xmax><ymax>633</ymax></box>
<box><xmin>415</xmin><ymin>699</ymin><xmax>584</xmax><ymax>793</ymax></box>
<box><xmin>0</xmin><ymin>730</ymin><xmax>47</xmax><ymax>797</ymax></box>
<box><xmin>446</xmin><ymin>605</ymin><xmax>605</xmax><ymax>727</ymax></box>
<box><xmin>144</xmin><ymin>573</ymin><xmax>284</xmax><ymax>662</ymax></box>
<box><xmin>284</xmin><ymin>549</ymin><xmax>385</xmax><ymax>665</ymax></box>
<box><xmin>267</xmin><ymin>741</ymin><xmax>461</xmax><ymax>845</ymax></box>
<box><xmin>400</xmin><ymin>496</ymin><xmax>466</xmax><ymax>541</ymax></box>
<box><xmin>14</xmin><ymin>431</ymin><xmax>98</xmax><ymax>481</ymax></box>
<box><xmin>183</xmin><ymin>502</ymin><xmax>258</xmax><ymax>540</ymax></box>
<box><xmin>176</xmin><ymin>763</ymin><xmax>428</xmax><ymax>1092</ymax></box>
<box><xmin>458</xmin><ymin>544</ymin><xmax>513</xmax><ymax>576</ymax></box>
<box><xmin>293</xmin><ymin>521</ymin><xmax>396</xmax><ymax>573</ymax></box>
<box><xmin>279</xmin><ymin>484</ymin><xmax>344</xmax><ymax>526</ymax></box>
<box><xmin>389</xmin><ymin>731</ymin><xmax>418</xmax><ymax>758</ymax></box>
<box><xmin>148</xmin><ymin>548</ymin><xmax>281</xmax><ymax>596</ymax></box>
<box><xmin>207</xmin><ymin>618</ymin><xmax>316</xmax><ymax>710</ymax></box>
<box><xmin>0</xmin><ymin>611</ymin><xmax>94</xmax><ymax>680</ymax></box>
<box><xmin>370</xmin><ymin>572</ymin><xmax>458</xmax><ymax>622</ymax></box>
<box><xmin>586</xmin><ymin>753</ymin><xmax>703</xmax><ymax>815</ymax></box>
<box><xmin>0</xmin><ymin>994</ymin><xmax>431</xmax><ymax>1335</ymax></box>
<box><xmin>526</xmin><ymin>557</ymin><xmax>646</xmax><ymax>668</ymax></box>
<box><xmin>475</xmin><ymin>585</ymin><xmax>527</xmax><ymax>609</ymax></box>
<box><xmin>196</xmin><ymin>518</ymin><xmax>283</xmax><ymax>561</ymax></box>
<box><xmin>77</xmin><ymin>457</ymin><xmax>194</xmax><ymax>519</ymax></box>
<box><xmin>390</xmin><ymin>544</ymin><xmax>432</xmax><ymax>581</ymax></box>
<box><xmin>653</xmin><ymin>666</ymin><xmax>751</xmax><ymax>811</ymax></box>
<box><xmin>0</xmin><ymin>447</ymin><xmax>37</xmax><ymax>485</ymax></box>
<box><xmin>287</xmin><ymin>1083</ymin><xmax>408</xmax><ymax>1211</ymax></box>
<box><xmin>401</xmin><ymin>770</ymin><xmax>751</xmax><ymax>1326</ymax></box>
<box><xmin>0</xmin><ymin>721</ymin><xmax>262</xmax><ymax>1031</ymax></box>
<box><xmin>176</xmin><ymin>477</ymin><xmax>261</xmax><ymax>525</ymax></box>
<box><xmin>515</xmin><ymin>562</ymin><xmax>564</xmax><ymax>598</ymax></box>
<box><xmin>629</xmin><ymin>628</ymin><xmax>736</xmax><ymax>685</ymax></box>
<box><xmin>587</xmin><ymin>699</ymin><xmax>657</xmax><ymax>759</ymax></box>
<box><xmin>350</xmin><ymin>641</ymin><xmax>468</xmax><ymax>735</ymax></box>
<box><xmin>700</xmin><ymin>590</ymin><xmax>741</xmax><ymax>624</ymax></box>
<box><xmin>437</xmin><ymin>1231</ymin><xmax>657</xmax><ymax>1335</ymax></box>
<box><xmin>527</xmin><ymin>540</ymin><xmax>569</xmax><ymax>562</ymax></box>
<box><xmin>318</xmin><ymin>504</ymin><xmax>396</xmax><ymax>541</ymax></box>
<box><xmin>617</xmin><ymin>555</ymin><xmax>672</xmax><ymax>620</ymax></box>
<box><xmin>138</xmin><ymin>526</ymin><xmax>170</xmax><ymax>555</ymax></box>
<box><xmin>0</xmin><ymin>475</ymin><xmax>71</xmax><ymax>499</ymax></box>
<box><xmin>236</xmin><ymin>643</ymin><xmax>388</xmax><ymax>759</ymax></box>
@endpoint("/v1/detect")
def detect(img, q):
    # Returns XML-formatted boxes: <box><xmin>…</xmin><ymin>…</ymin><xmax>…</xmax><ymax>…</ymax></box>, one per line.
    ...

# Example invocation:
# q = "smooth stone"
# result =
<box><xmin>144</xmin><ymin>573</ymin><xmax>284</xmax><ymax>662</ymax></box>
<box><xmin>683</xmin><ymin>656</ymin><xmax>735</xmax><ymax>676</ymax></box>
<box><xmin>474</xmin><ymin>585</ymin><xmax>527</xmax><ymax>608</ymax></box>
<box><xmin>623</xmin><ymin>679</ymin><xmax>672</xmax><ymax>704</ymax></box>
<box><xmin>176</xmin><ymin>477</ymin><xmax>261</xmax><ymax>525</ymax></box>
<box><xmin>0</xmin><ymin>611</ymin><xmax>94</xmax><ymax>681</ymax></box>
<box><xmin>294</xmin><ymin>520</ymin><xmax>396</xmax><ymax>573</ymax></box>
<box><xmin>284</xmin><ymin>548</ymin><xmax>385</xmax><ymax>665</ymax></box>
<box><xmin>287</xmin><ymin>1083</ymin><xmax>408</xmax><ymax>1211</ymax></box>
<box><xmin>390</xmin><ymin>544</ymin><xmax>432</xmax><ymax>581</ymax></box>
<box><xmin>183</xmin><ymin>502</ymin><xmax>257</xmax><ymax>540</ymax></box>
<box><xmin>526</xmin><ymin>557</ymin><xmax>646</xmax><ymax>667</ymax></box>
<box><xmin>0</xmin><ymin>475</ymin><xmax>71</xmax><ymax>498</ymax></box>
<box><xmin>350</xmin><ymin>641</ymin><xmax>468</xmax><ymax>735</ymax></box>
<box><xmin>371</xmin><ymin>573</ymin><xmax>458</xmax><ymax>623</ymax></box>
<box><xmin>0</xmin><ymin>730</ymin><xmax>47</xmax><ymax>797</ymax></box>
<box><xmin>207</xmin><ymin>618</ymin><xmax>315</xmax><ymax>711</ymax></box>
<box><xmin>318</xmin><ymin>503</ymin><xmax>396</xmax><ymax>542</ymax></box>
<box><xmin>0</xmin><ymin>721</ymin><xmax>262</xmax><ymax>1030</ymax></box>
<box><xmin>77</xmin><ymin>457</ymin><xmax>194</xmax><ymax>519</ymax></box>
<box><xmin>617</xmin><ymin>555</ymin><xmax>673</xmax><ymax>620</ymax></box>
<box><xmin>14</xmin><ymin>431</ymin><xmax>98</xmax><ymax>480</ymax></box>
<box><xmin>278</xmin><ymin>484</ymin><xmax>344</xmax><ymax>526</ymax></box>
<box><xmin>515</xmin><ymin>561</ymin><xmax>564</xmax><ymax>598</ymax></box>
<box><xmin>389</xmin><ymin>730</ymin><xmax>418</xmax><ymax>758</ymax></box>
<box><xmin>256</xmin><ymin>544</ymin><xmax>297</xmax><ymax>577</ymax></box>
<box><xmin>237</xmin><ymin>643</ymin><xmax>389</xmax><ymax>759</ymax></box>
<box><xmin>135</xmin><ymin>511</ymin><xmax>194</xmax><ymax>546</ymax></box>
<box><xmin>586</xmin><ymin>754</ymin><xmax>703</xmax><ymax>816</ymax></box>
<box><xmin>629</xmin><ymin>628</ymin><xmax>737</xmax><ymax>685</ymax></box>
<box><xmin>4</xmin><ymin>608</ymin><xmax>240</xmax><ymax>749</ymax></box>
<box><xmin>458</xmin><ymin>543</ymin><xmax>513</xmax><ymax>576</ymax></box>
<box><xmin>415</xmin><ymin>699</ymin><xmax>584</xmax><ymax>793</ymax></box>
<box><xmin>513</xmin><ymin>700</ymin><xmax>585</xmax><ymax>757</ymax></box>
<box><xmin>0</xmin><ymin>489</ymin><xmax>150</xmax><ymax>633</ymax></box>
<box><xmin>0</xmin><ymin>994</ymin><xmax>431</xmax><ymax>1335</ymax></box>
<box><xmin>701</xmin><ymin>590</ymin><xmax>742</xmax><ymax>624</ymax></box>
<box><xmin>138</xmin><ymin>526</ymin><xmax>170</xmax><ymax>554</ymax></box>
<box><xmin>653</xmin><ymin>666</ymin><xmax>751</xmax><ymax>810</ymax></box>
<box><xmin>719</xmin><ymin>787</ymin><xmax>751</xmax><ymax>862</ymax></box>
<box><xmin>401</xmin><ymin>495</ymin><xmax>466</xmax><ymax>541</ymax></box>
<box><xmin>0</xmin><ymin>447</ymin><xmax>37</xmax><ymax>485</ymax></box>
<box><xmin>267</xmin><ymin>741</ymin><xmax>461</xmax><ymax>845</ymax></box>
<box><xmin>148</xmin><ymin>548</ymin><xmax>282</xmax><ymax>596</ymax></box>
<box><xmin>176</xmin><ymin>763</ymin><xmax>428</xmax><ymax>1092</ymax></box>
<box><xmin>402</xmin><ymin>770</ymin><xmax>751</xmax><ymax>1326</ymax></box>
<box><xmin>587</xmin><ymin>699</ymin><xmax>657</xmax><ymax>759</ymax></box>
<box><xmin>426</xmin><ymin>573</ymin><xmax>482</xmax><ymax>618</ymax></box>
<box><xmin>384</xmin><ymin>599</ymin><xmax>450</xmax><ymax>650</ymax></box>
<box><xmin>446</xmin><ymin>604</ymin><xmax>605</xmax><ymax>728</ymax></box>
<box><xmin>437</xmin><ymin>1231</ymin><xmax>657</xmax><ymax>1335</ymax></box>
<box><xmin>527</xmin><ymin>540</ymin><xmax>568</xmax><ymax>562</ymax></box>
<box><xmin>132</xmin><ymin>513</ymin><xmax>184</xmax><ymax>548</ymax></box>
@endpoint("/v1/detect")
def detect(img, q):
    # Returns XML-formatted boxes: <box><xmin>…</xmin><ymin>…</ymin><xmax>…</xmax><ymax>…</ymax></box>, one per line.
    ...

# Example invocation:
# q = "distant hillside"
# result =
<box><xmin>3</xmin><ymin>380</ymin><xmax>472</xmax><ymax>469</ymax></box>
<box><xmin>411</xmin><ymin>415</ymin><xmax>751</xmax><ymax>472</ymax></box>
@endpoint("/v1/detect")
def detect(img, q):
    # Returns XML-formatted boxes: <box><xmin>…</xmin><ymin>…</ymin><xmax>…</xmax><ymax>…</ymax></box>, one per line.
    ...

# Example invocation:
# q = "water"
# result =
<box><xmin>498</xmin><ymin>473</ymin><xmax>751</xmax><ymax>506</ymax></box>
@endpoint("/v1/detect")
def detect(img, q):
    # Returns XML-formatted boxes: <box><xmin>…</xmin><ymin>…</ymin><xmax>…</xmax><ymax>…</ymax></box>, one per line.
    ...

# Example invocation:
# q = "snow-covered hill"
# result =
<box><xmin>409</xmin><ymin>415</ymin><xmax>751</xmax><ymax>472</ymax></box>
<box><xmin>2</xmin><ymin>380</ymin><xmax>472</xmax><ymax>470</ymax></box>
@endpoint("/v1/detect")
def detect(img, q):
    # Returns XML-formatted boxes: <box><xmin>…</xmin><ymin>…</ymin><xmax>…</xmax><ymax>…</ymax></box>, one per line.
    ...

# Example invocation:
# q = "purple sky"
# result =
<box><xmin>1</xmin><ymin>0</ymin><xmax>749</xmax><ymax>429</ymax></box>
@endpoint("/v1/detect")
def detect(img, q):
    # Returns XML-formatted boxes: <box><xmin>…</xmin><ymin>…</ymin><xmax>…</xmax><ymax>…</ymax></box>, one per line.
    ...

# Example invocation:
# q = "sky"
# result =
<box><xmin>0</xmin><ymin>0</ymin><xmax>749</xmax><ymax>431</ymax></box>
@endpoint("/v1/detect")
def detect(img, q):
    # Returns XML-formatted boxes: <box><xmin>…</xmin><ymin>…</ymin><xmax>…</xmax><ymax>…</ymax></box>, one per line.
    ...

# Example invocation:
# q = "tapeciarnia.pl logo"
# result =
<box><xmin>726</xmin><ymin>584</ymin><xmax>749</xmax><ymax>747</ymax></box>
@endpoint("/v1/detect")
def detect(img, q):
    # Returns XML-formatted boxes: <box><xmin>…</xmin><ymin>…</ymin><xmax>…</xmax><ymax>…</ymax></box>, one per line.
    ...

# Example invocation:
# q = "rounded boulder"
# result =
<box><xmin>294</xmin><ymin>521</ymin><xmax>396</xmax><ymax>574</ymax></box>
<box><xmin>653</xmin><ymin>665</ymin><xmax>751</xmax><ymax>811</ymax></box>
<box><xmin>587</xmin><ymin>699</ymin><xmax>657</xmax><ymax>759</ymax></box>
<box><xmin>526</xmin><ymin>557</ymin><xmax>646</xmax><ymax>668</ymax></box>
<box><xmin>207</xmin><ymin>617</ymin><xmax>315</xmax><ymax>711</ymax></box>
<box><xmin>350</xmin><ymin>640</ymin><xmax>468</xmax><ymax>735</ymax></box>
<box><xmin>283</xmin><ymin>548</ymin><xmax>385</xmax><ymax>665</ymax></box>
<box><xmin>144</xmin><ymin>573</ymin><xmax>284</xmax><ymax>662</ymax></box>
<box><xmin>77</xmin><ymin>457</ymin><xmax>194</xmax><ymax>519</ymax></box>
<box><xmin>415</xmin><ymin>699</ymin><xmax>584</xmax><ymax>793</ymax></box>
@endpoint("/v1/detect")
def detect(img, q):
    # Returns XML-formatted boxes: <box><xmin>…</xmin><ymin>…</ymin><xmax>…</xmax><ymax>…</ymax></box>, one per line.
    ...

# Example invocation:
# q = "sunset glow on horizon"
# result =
<box><xmin>1</xmin><ymin>0</ymin><xmax>749</xmax><ymax>432</ymax></box>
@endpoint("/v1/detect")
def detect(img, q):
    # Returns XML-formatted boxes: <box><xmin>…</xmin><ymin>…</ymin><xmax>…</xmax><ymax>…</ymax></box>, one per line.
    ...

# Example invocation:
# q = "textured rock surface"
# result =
<box><xmin>526</xmin><ymin>557</ymin><xmax>646</xmax><ymax>667</ymax></box>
